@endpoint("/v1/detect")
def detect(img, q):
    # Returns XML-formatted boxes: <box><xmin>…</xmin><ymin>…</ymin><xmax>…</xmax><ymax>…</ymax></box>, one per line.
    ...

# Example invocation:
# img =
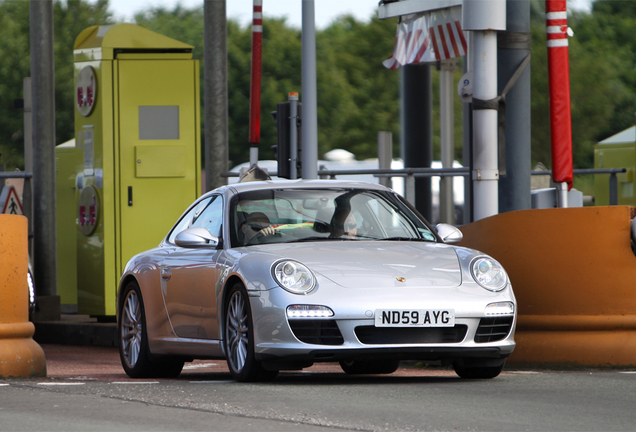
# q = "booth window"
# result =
<box><xmin>139</xmin><ymin>105</ymin><xmax>179</xmax><ymax>140</ymax></box>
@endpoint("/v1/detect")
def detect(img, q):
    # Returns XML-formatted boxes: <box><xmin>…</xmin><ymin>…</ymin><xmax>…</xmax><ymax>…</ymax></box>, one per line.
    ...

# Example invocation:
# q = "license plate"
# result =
<box><xmin>375</xmin><ymin>309</ymin><xmax>455</xmax><ymax>327</ymax></box>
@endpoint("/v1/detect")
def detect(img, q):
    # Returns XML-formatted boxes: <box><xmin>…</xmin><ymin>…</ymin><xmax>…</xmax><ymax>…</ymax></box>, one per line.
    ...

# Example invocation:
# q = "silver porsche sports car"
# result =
<box><xmin>117</xmin><ymin>179</ymin><xmax>516</xmax><ymax>381</ymax></box>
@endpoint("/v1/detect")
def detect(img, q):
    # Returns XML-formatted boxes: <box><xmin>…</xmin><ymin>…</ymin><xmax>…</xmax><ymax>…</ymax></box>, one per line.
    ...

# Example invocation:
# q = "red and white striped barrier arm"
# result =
<box><xmin>546</xmin><ymin>0</ymin><xmax>573</xmax><ymax>187</ymax></box>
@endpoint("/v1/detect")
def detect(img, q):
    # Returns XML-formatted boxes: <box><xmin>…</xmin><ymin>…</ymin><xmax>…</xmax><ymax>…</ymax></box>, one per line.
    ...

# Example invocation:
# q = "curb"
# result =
<box><xmin>33</xmin><ymin>316</ymin><xmax>118</xmax><ymax>348</ymax></box>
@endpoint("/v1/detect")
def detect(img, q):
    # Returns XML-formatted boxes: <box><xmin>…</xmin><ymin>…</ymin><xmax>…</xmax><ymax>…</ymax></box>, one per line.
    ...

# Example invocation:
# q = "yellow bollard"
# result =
<box><xmin>0</xmin><ymin>214</ymin><xmax>46</xmax><ymax>377</ymax></box>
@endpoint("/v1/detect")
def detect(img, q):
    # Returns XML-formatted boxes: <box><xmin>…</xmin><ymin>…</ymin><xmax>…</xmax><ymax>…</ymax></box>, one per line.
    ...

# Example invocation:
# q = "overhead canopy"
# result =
<box><xmin>378</xmin><ymin>0</ymin><xmax>462</xmax><ymax>18</ymax></box>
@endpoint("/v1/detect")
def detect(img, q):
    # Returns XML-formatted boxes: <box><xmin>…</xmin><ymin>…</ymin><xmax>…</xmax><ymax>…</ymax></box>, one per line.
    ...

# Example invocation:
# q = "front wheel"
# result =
<box><xmin>118</xmin><ymin>281</ymin><xmax>183</xmax><ymax>378</ymax></box>
<box><xmin>452</xmin><ymin>359</ymin><xmax>506</xmax><ymax>379</ymax></box>
<box><xmin>224</xmin><ymin>283</ymin><xmax>278</xmax><ymax>382</ymax></box>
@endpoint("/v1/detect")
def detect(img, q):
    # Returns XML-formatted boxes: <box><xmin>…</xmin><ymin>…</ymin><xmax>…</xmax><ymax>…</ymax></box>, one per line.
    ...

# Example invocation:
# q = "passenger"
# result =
<box><xmin>241</xmin><ymin>212</ymin><xmax>276</xmax><ymax>245</ymax></box>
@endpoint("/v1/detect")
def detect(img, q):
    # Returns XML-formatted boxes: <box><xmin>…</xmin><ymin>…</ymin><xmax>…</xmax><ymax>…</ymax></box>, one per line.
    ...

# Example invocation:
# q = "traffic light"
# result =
<box><xmin>271</xmin><ymin>101</ymin><xmax>302</xmax><ymax>179</ymax></box>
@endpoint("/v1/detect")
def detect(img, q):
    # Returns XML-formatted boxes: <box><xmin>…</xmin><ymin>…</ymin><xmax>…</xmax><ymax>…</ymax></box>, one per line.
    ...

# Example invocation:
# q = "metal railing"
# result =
<box><xmin>531</xmin><ymin>168</ymin><xmax>626</xmax><ymax>205</ymax></box>
<box><xmin>224</xmin><ymin>166</ymin><xmax>626</xmax><ymax>207</ymax></box>
<box><xmin>316</xmin><ymin>166</ymin><xmax>469</xmax><ymax>206</ymax></box>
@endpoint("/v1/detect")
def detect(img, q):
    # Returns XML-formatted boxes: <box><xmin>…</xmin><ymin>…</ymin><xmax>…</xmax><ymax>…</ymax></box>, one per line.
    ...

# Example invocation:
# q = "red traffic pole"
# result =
<box><xmin>249</xmin><ymin>0</ymin><xmax>263</xmax><ymax>164</ymax></box>
<box><xmin>546</xmin><ymin>0</ymin><xmax>573</xmax><ymax>199</ymax></box>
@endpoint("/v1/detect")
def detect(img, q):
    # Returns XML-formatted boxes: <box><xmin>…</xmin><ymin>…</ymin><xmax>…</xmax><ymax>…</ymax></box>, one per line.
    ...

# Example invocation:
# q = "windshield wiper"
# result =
<box><xmin>286</xmin><ymin>236</ymin><xmax>342</xmax><ymax>243</ymax></box>
<box><xmin>379</xmin><ymin>237</ymin><xmax>431</xmax><ymax>242</ymax></box>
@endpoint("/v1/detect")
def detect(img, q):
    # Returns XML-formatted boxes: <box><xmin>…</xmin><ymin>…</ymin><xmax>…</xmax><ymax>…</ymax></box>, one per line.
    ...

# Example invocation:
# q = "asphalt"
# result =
<box><xmin>29</xmin><ymin>315</ymin><xmax>457</xmax><ymax>380</ymax></box>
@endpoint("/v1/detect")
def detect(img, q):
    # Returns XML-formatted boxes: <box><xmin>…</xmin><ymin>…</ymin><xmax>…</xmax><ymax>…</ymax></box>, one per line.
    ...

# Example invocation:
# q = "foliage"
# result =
<box><xmin>530</xmin><ymin>2</ymin><xmax>631</xmax><ymax>168</ymax></box>
<box><xmin>2</xmin><ymin>0</ymin><xmax>636</xmax><ymax>172</ymax></box>
<box><xmin>0</xmin><ymin>0</ymin><xmax>112</xmax><ymax>169</ymax></box>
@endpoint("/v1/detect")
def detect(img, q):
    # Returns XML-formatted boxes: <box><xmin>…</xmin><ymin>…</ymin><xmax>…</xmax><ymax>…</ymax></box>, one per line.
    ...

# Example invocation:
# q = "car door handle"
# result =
<box><xmin>161</xmin><ymin>267</ymin><xmax>172</xmax><ymax>281</ymax></box>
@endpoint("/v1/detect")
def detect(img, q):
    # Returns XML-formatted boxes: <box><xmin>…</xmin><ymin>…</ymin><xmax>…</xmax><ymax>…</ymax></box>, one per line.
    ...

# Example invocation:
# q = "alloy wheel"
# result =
<box><xmin>121</xmin><ymin>289</ymin><xmax>142</xmax><ymax>369</ymax></box>
<box><xmin>226</xmin><ymin>290</ymin><xmax>249</xmax><ymax>373</ymax></box>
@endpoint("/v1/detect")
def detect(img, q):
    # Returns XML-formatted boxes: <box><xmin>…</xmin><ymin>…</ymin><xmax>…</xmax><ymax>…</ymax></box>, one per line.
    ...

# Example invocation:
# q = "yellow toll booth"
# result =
<box><xmin>56</xmin><ymin>24</ymin><xmax>201</xmax><ymax>318</ymax></box>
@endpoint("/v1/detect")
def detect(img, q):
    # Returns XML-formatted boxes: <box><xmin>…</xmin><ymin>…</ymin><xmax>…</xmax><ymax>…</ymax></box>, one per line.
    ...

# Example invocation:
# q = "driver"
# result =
<box><xmin>343</xmin><ymin>213</ymin><xmax>358</xmax><ymax>239</ymax></box>
<box><xmin>241</xmin><ymin>212</ymin><xmax>276</xmax><ymax>245</ymax></box>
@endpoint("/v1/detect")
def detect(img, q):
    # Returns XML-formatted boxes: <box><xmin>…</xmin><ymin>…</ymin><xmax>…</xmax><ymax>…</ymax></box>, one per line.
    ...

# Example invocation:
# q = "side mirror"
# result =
<box><xmin>436</xmin><ymin>223</ymin><xmax>463</xmax><ymax>244</ymax></box>
<box><xmin>175</xmin><ymin>227</ymin><xmax>219</xmax><ymax>248</ymax></box>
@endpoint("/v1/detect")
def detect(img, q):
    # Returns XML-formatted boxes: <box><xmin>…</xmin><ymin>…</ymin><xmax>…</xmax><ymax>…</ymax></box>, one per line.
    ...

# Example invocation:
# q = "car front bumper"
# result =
<box><xmin>251</xmin><ymin>287</ymin><xmax>516</xmax><ymax>367</ymax></box>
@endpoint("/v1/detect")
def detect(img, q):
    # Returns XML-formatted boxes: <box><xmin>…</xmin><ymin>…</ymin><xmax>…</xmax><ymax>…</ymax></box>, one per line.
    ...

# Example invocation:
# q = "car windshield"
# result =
<box><xmin>229</xmin><ymin>188</ymin><xmax>437</xmax><ymax>247</ymax></box>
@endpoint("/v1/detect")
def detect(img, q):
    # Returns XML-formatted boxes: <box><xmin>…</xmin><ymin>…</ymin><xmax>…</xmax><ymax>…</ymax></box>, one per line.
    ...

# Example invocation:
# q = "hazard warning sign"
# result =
<box><xmin>0</xmin><ymin>185</ymin><xmax>23</xmax><ymax>215</ymax></box>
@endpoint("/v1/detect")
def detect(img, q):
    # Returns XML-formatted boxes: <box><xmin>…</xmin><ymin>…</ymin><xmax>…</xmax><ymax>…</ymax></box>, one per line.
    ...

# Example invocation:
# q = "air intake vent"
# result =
<box><xmin>288</xmin><ymin>319</ymin><xmax>344</xmax><ymax>345</ymax></box>
<box><xmin>475</xmin><ymin>317</ymin><xmax>514</xmax><ymax>343</ymax></box>
<box><xmin>354</xmin><ymin>325</ymin><xmax>468</xmax><ymax>345</ymax></box>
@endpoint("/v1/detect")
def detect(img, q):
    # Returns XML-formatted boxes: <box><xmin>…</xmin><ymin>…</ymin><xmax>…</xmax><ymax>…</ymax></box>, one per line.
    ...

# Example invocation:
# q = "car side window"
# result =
<box><xmin>167</xmin><ymin>197</ymin><xmax>213</xmax><ymax>244</ymax></box>
<box><xmin>190</xmin><ymin>196</ymin><xmax>223</xmax><ymax>237</ymax></box>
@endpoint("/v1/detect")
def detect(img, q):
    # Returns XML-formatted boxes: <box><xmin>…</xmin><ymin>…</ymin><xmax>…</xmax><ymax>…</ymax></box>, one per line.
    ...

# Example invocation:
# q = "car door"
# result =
<box><xmin>161</xmin><ymin>195</ymin><xmax>223</xmax><ymax>339</ymax></box>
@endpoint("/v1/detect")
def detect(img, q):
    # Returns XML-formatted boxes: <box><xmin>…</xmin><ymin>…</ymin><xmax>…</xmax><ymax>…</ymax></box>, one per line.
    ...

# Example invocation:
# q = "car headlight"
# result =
<box><xmin>273</xmin><ymin>260</ymin><xmax>316</xmax><ymax>294</ymax></box>
<box><xmin>470</xmin><ymin>257</ymin><xmax>507</xmax><ymax>292</ymax></box>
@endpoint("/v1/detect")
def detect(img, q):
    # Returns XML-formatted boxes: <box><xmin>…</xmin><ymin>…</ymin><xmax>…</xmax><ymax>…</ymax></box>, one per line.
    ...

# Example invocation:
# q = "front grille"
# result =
<box><xmin>475</xmin><ymin>317</ymin><xmax>514</xmax><ymax>343</ymax></box>
<box><xmin>354</xmin><ymin>325</ymin><xmax>468</xmax><ymax>345</ymax></box>
<box><xmin>288</xmin><ymin>319</ymin><xmax>344</xmax><ymax>345</ymax></box>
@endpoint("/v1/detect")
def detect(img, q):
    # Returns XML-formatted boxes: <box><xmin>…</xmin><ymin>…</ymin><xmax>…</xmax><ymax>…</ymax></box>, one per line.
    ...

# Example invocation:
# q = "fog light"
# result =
<box><xmin>286</xmin><ymin>305</ymin><xmax>334</xmax><ymax>318</ymax></box>
<box><xmin>485</xmin><ymin>302</ymin><xmax>515</xmax><ymax>315</ymax></box>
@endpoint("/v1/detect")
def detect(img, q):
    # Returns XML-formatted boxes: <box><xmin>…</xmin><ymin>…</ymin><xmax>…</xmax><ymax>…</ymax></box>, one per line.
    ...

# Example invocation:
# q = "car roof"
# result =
<box><xmin>208</xmin><ymin>179</ymin><xmax>391</xmax><ymax>197</ymax></box>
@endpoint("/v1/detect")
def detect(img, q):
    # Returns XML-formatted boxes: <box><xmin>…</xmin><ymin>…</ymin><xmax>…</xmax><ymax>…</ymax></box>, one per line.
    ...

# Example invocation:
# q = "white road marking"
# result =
<box><xmin>189</xmin><ymin>380</ymin><xmax>235</xmax><ymax>384</ymax></box>
<box><xmin>183</xmin><ymin>363</ymin><xmax>219</xmax><ymax>370</ymax></box>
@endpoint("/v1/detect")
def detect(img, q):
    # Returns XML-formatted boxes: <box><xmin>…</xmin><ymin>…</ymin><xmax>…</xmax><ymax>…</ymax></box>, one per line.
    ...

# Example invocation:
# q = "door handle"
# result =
<box><xmin>128</xmin><ymin>186</ymin><xmax>133</xmax><ymax>206</ymax></box>
<box><xmin>161</xmin><ymin>267</ymin><xmax>172</xmax><ymax>281</ymax></box>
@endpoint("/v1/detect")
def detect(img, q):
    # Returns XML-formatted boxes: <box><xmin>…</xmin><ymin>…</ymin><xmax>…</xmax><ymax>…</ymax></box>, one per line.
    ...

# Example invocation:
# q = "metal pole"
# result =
<box><xmin>498</xmin><ymin>0</ymin><xmax>531</xmax><ymax>213</ymax></box>
<box><xmin>377</xmin><ymin>131</ymin><xmax>393</xmax><ymax>189</ymax></box>
<box><xmin>301</xmin><ymin>0</ymin><xmax>318</xmax><ymax>179</ymax></box>
<box><xmin>462</xmin><ymin>33</ymin><xmax>473</xmax><ymax>225</ymax></box>
<box><xmin>23</xmin><ymin>78</ymin><xmax>33</xmax><ymax>175</ymax></box>
<box><xmin>463</xmin><ymin>0</ymin><xmax>506</xmax><ymax>221</ymax></box>
<box><xmin>204</xmin><ymin>0</ymin><xmax>229</xmax><ymax>191</ymax></box>
<box><xmin>289</xmin><ymin>92</ymin><xmax>299</xmax><ymax>179</ymax></box>
<box><xmin>472</xmin><ymin>31</ymin><xmax>499</xmax><ymax>220</ymax></box>
<box><xmin>439</xmin><ymin>60</ymin><xmax>455</xmax><ymax>225</ymax></box>
<box><xmin>401</xmin><ymin>64</ymin><xmax>433</xmax><ymax>221</ymax></box>
<box><xmin>29</xmin><ymin>0</ymin><xmax>59</xmax><ymax>314</ymax></box>
<box><xmin>557</xmin><ymin>181</ymin><xmax>568</xmax><ymax>208</ymax></box>
<box><xmin>23</xmin><ymin>77</ymin><xmax>33</xmax><ymax>255</ymax></box>
<box><xmin>610</xmin><ymin>173</ymin><xmax>618</xmax><ymax>205</ymax></box>
<box><xmin>248</xmin><ymin>0</ymin><xmax>263</xmax><ymax>165</ymax></box>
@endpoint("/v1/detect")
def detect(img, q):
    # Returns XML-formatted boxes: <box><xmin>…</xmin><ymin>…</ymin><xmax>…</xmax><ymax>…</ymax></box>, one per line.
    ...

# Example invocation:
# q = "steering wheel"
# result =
<box><xmin>246</xmin><ymin>230</ymin><xmax>282</xmax><ymax>245</ymax></box>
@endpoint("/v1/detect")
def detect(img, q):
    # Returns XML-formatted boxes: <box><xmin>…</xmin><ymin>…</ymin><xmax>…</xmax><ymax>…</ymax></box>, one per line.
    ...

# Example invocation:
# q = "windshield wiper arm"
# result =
<box><xmin>286</xmin><ymin>236</ymin><xmax>341</xmax><ymax>243</ymax></box>
<box><xmin>379</xmin><ymin>237</ymin><xmax>430</xmax><ymax>242</ymax></box>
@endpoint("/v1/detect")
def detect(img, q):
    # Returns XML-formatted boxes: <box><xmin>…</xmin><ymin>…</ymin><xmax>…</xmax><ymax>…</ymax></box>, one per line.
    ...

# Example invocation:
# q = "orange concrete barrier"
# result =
<box><xmin>0</xmin><ymin>215</ymin><xmax>46</xmax><ymax>377</ymax></box>
<box><xmin>459</xmin><ymin>206</ymin><xmax>636</xmax><ymax>367</ymax></box>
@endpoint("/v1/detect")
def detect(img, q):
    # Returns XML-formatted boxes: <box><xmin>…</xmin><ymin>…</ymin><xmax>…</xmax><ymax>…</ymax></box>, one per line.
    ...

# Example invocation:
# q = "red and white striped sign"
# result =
<box><xmin>383</xmin><ymin>7</ymin><xmax>466</xmax><ymax>69</ymax></box>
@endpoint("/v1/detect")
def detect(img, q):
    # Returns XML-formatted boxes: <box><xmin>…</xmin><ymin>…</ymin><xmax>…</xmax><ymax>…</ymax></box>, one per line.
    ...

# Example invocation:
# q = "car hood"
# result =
<box><xmin>251</xmin><ymin>241</ymin><xmax>462</xmax><ymax>288</ymax></box>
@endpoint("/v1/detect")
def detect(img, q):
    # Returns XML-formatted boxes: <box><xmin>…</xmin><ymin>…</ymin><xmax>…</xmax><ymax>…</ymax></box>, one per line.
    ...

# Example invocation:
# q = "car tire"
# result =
<box><xmin>339</xmin><ymin>359</ymin><xmax>400</xmax><ymax>375</ymax></box>
<box><xmin>118</xmin><ymin>281</ymin><xmax>184</xmax><ymax>379</ymax></box>
<box><xmin>224</xmin><ymin>283</ymin><xmax>278</xmax><ymax>382</ymax></box>
<box><xmin>452</xmin><ymin>359</ymin><xmax>506</xmax><ymax>379</ymax></box>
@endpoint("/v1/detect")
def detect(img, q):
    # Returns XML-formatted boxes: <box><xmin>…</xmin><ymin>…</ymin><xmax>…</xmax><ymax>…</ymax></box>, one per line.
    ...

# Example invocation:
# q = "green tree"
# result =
<box><xmin>0</xmin><ymin>0</ymin><xmax>112</xmax><ymax>170</ymax></box>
